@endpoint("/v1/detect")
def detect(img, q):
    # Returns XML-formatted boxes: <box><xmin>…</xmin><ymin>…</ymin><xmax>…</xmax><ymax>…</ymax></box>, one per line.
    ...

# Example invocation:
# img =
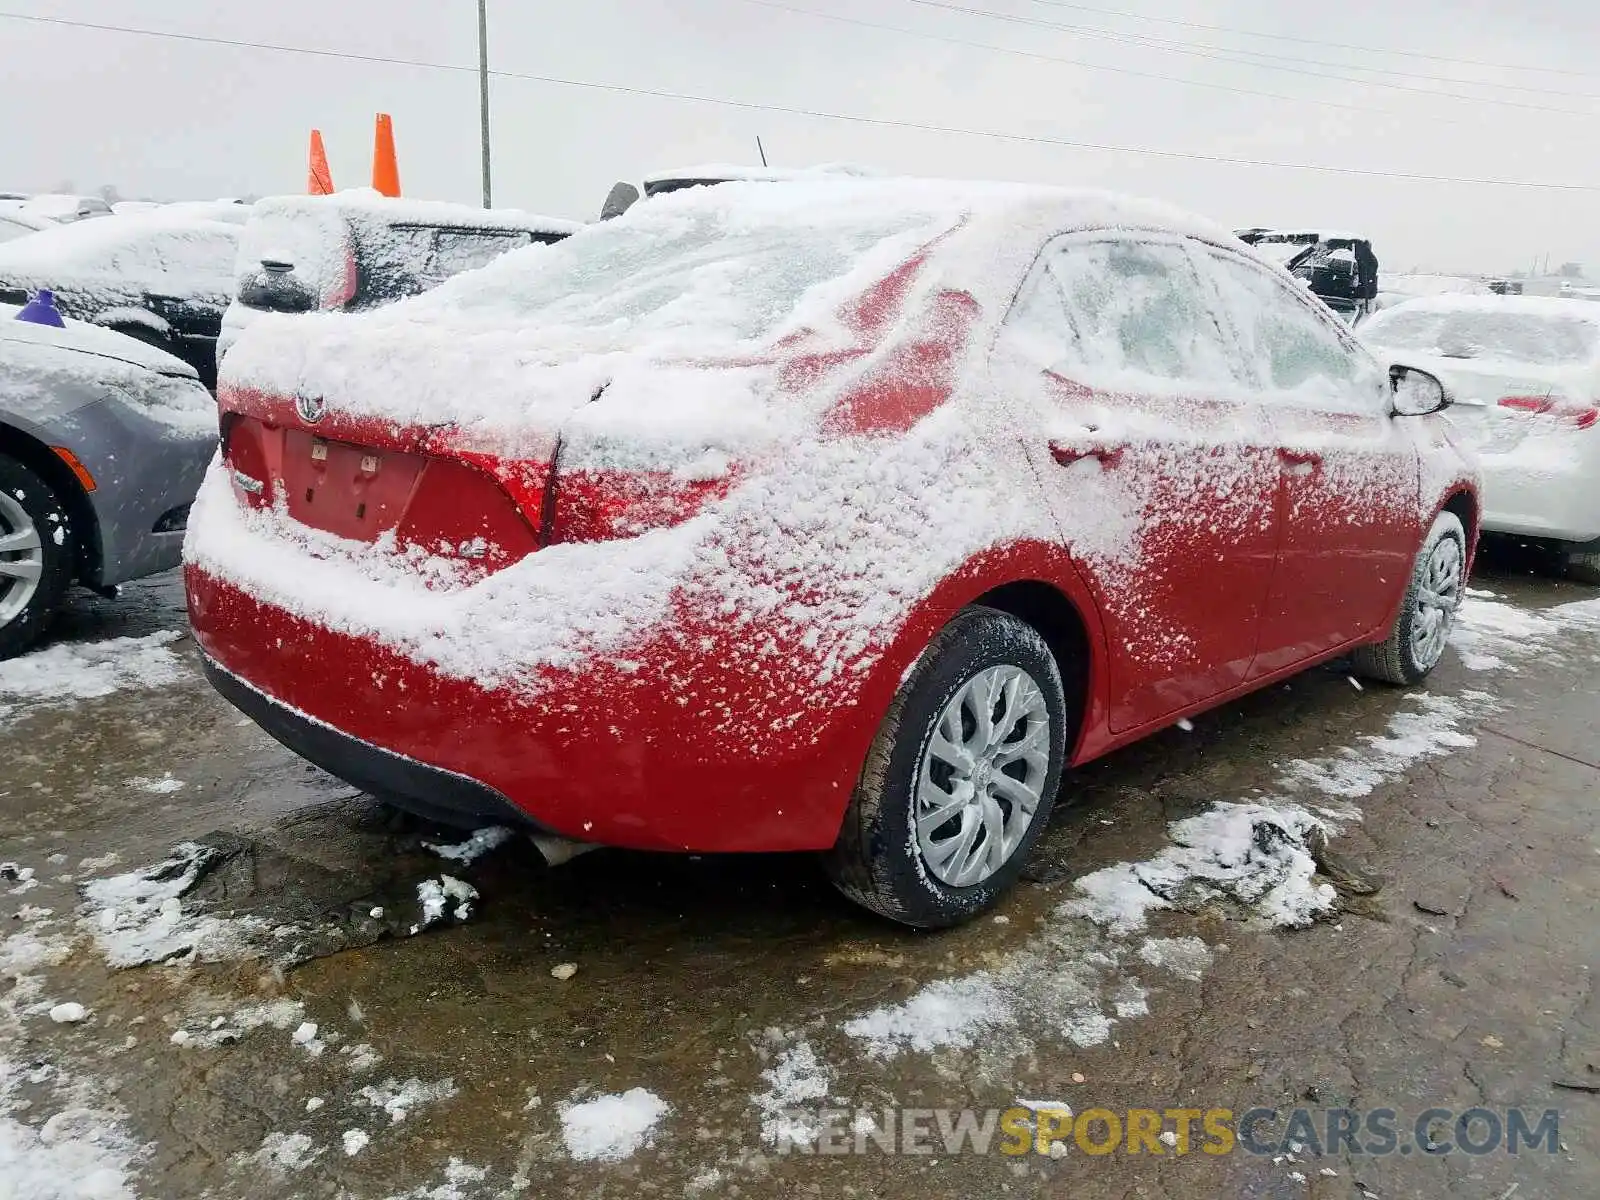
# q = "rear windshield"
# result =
<box><xmin>430</xmin><ymin>202</ymin><xmax>952</xmax><ymax>347</ymax></box>
<box><xmin>1365</xmin><ymin>309</ymin><xmax>1600</xmax><ymax>366</ymax></box>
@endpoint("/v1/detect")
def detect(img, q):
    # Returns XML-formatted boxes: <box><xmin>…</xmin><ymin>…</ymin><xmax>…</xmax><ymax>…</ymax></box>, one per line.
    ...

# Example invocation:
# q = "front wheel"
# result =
<box><xmin>0</xmin><ymin>455</ymin><xmax>75</xmax><ymax>660</ymax></box>
<box><xmin>1351</xmin><ymin>510</ymin><xmax>1467</xmax><ymax>686</ymax></box>
<box><xmin>823</xmin><ymin>606</ymin><xmax>1068</xmax><ymax>929</ymax></box>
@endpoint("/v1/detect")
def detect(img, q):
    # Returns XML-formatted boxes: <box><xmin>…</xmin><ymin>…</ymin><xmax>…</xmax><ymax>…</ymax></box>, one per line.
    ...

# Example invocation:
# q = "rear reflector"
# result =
<box><xmin>1498</xmin><ymin>396</ymin><xmax>1600</xmax><ymax>429</ymax></box>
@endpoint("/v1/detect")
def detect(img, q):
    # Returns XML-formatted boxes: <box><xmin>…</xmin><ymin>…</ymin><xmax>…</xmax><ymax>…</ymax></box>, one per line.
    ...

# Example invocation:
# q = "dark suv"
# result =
<box><xmin>219</xmin><ymin>192</ymin><xmax>582</xmax><ymax>363</ymax></box>
<box><xmin>1236</xmin><ymin>228</ymin><xmax>1380</xmax><ymax>325</ymax></box>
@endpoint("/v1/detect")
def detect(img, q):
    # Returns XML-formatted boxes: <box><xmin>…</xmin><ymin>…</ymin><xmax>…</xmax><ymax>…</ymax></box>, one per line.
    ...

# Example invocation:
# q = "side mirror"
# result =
<box><xmin>599</xmin><ymin>182</ymin><xmax>641</xmax><ymax>222</ymax></box>
<box><xmin>1390</xmin><ymin>364</ymin><xmax>1451</xmax><ymax>416</ymax></box>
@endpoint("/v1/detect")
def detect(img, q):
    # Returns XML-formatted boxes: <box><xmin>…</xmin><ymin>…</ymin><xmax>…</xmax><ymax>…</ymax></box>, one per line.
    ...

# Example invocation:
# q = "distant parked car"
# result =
<box><xmin>1363</xmin><ymin>295</ymin><xmax>1600</xmax><ymax>582</ymax></box>
<box><xmin>1237</xmin><ymin>228</ymin><xmax>1380</xmax><ymax>325</ymax></box>
<box><xmin>0</xmin><ymin>211</ymin><xmax>239</xmax><ymax>388</ymax></box>
<box><xmin>0</xmin><ymin>304</ymin><xmax>217</xmax><ymax>658</ymax></box>
<box><xmin>0</xmin><ymin>209</ymin><xmax>54</xmax><ymax>245</ymax></box>
<box><xmin>17</xmin><ymin>193</ymin><xmax>114</xmax><ymax>224</ymax></box>
<box><xmin>188</xmin><ymin>179</ymin><xmax>1477</xmax><ymax>927</ymax></box>
<box><xmin>217</xmin><ymin>190</ymin><xmax>582</xmax><ymax>365</ymax></box>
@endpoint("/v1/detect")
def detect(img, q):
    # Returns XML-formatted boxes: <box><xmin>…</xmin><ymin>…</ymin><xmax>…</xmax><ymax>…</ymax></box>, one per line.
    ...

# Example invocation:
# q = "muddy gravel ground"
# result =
<box><xmin>1</xmin><ymin>547</ymin><xmax>1596</xmax><ymax>1200</ymax></box>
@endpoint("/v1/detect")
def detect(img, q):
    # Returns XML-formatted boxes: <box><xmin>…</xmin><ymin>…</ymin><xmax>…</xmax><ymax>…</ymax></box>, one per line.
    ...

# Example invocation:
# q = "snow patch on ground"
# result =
<box><xmin>752</xmin><ymin>1039</ymin><xmax>833</xmax><ymax>1147</ymax></box>
<box><xmin>1067</xmin><ymin>802</ymin><xmax>1336</xmax><ymax>935</ymax></box>
<box><xmin>1137</xmin><ymin>936</ymin><xmax>1214</xmax><ymax>982</ymax></box>
<box><xmin>1279</xmin><ymin>692</ymin><xmax>1480</xmax><ymax>802</ymax></box>
<box><xmin>0</xmin><ymin>632</ymin><xmax>188</xmax><ymax>721</ymax></box>
<box><xmin>249</xmin><ymin>1130</ymin><xmax>322</xmax><ymax>1171</ymax></box>
<box><xmin>559</xmin><ymin>1088</ymin><xmax>671</xmax><ymax>1162</ymax></box>
<box><xmin>422</xmin><ymin>827</ymin><xmax>513</xmax><ymax>864</ymax></box>
<box><xmin>411</xmin><ymin>876</ymin><xmax>477</xmax><ymax>934</ymax></box>
<box><xmin>383</xmin><ymin>1158</ymin><xmax>489</xmax><ymax>1199</ymax></box>
<box><xmin>0</xmin><ymin>1055</ymin><xmax>143</xmax><ymax>1200</ymax></box>
<box><xmin>356</xmin><ymin>1076</ymin><xmax>457</xmax><ymax>1124</ymax></box>
<box><xmin>79</xmin><ymin>843</ymin><xmax>272</xmax><ymax>968</ymax></box>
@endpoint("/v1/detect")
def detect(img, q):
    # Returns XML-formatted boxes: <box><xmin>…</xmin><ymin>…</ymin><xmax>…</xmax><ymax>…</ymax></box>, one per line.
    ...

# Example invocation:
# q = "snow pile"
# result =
<box><xmin>558</xmin><ymin>1088</ymin><xmax>671</xmax><ymax>1162</ymax></box>
<box><xmin>0</xmin><ymin>1056</ymin><xmax>142</xmax><ymax>1200</ymax></box>
<box><xmin>168</xmin><ymin>998</ymin><xmax>305</xmax><ymax>1050</ymax></box>
<box><xmin>0</xmin><ymin>632</ymin><xmax>188</xmax><ymax>718</ymax></box>
<box><xmin>80</xmin><ymin>843</ymin><xmax>271</xmax><ymax>968</ymax></box>
<box><xmin>356</xmin><ymin>1076</ymin><xmax>457</xmax><ymax>1124</ymax></box>
<box><xmin>1068</xmin><ymin>803</ymin><xmax>1336</xmax><ymax>934</ymax></box>
<box><xmin>411</xmin><ymin>876</ymin><xmax>477</xmax><ymax>934</ymax></box>
<box><xmin>752</xmin><ymin>1039</ymin><xmax>833</xmax><ymax>1147</ymax></box>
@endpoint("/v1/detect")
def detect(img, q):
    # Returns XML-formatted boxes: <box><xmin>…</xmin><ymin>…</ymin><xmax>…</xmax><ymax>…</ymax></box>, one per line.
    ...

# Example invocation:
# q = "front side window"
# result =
<box><xmin>1205</xmin><ymin>251</ymin><xmax>1373</xmax><ymax>397</ymax></box>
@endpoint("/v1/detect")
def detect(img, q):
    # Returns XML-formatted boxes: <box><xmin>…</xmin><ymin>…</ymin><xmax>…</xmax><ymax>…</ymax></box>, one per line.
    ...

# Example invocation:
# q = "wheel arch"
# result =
<box><xmin>0</xmin><ymin>421</ymin><xmax>102</xmax><ymax>586</ymax></box>
<box><xmin>970</xmin><ymin>578</ymin><xmax>1093</xmax><ymax>758</ymax></box>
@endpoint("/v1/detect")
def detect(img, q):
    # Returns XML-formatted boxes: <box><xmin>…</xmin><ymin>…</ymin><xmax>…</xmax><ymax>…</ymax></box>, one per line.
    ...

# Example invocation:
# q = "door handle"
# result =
<box><xmin>1277</xmin><ymin>447</ymin><xmax>1324</xmax><ymax>468</ymax></box>
<box><xmin>1049</xmin><ymin>440</ymin><xmax>1124</xmax><ymax>468</ymax></box>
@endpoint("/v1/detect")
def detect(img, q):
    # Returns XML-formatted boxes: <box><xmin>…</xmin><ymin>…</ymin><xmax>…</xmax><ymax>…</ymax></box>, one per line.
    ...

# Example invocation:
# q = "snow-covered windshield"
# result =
<box><xmin>1365</xmin><ymin>308</ymin><xmax>1600</xmax><ymax>365</ymax></box>
<box><xmin>433</xmin><ymin>198</ymin><xmax>954</xmax><ymax>348</ymax></box>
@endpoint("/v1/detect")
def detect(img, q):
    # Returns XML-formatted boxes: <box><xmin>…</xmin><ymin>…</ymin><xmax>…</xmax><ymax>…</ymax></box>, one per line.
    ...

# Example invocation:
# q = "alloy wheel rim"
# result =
<box><xmin>915</xmin><ymin>664</ymin><xmax>1051</xmax><ymax>888</ymax></box>
<box><xmin>0</xmin><ymin>489</ymin><xmax>44</xmax><ymax>627</ymax></box>
<box><xmin>1411</xmin><ymin>534</ymin><xmax>1464</xmax><ymax>670</ymax></box>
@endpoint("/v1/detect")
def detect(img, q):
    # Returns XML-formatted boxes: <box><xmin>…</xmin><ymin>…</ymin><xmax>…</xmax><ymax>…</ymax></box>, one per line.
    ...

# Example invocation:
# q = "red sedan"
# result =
<box><xmin>185</xmin><ymin>180</ymin><xmax>1477</xmax><ymax>927</ymax></box>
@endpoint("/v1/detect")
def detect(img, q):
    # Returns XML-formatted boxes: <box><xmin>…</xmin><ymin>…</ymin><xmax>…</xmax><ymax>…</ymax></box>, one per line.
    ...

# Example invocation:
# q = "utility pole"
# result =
<box><xmin>756</xmin><ymin>136</ymin><xmax>768</xmax><ymax>168</ymax></box>
<box><xmin>477</xmin><ymin>0</ymin><xmax>492</xmax><ymax>208</ymax></box>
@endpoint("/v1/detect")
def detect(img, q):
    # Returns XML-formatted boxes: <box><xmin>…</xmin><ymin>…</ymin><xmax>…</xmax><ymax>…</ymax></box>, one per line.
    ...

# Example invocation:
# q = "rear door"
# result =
<box><xmin>997</xmin><ymin>232</ymin><xmax>1282</xmax><ymax>733</ymax></box>
<box><xmin>1200</xmin><ymin>247</ymin><xmax>1420</xmax><ymax>672</ymax></box>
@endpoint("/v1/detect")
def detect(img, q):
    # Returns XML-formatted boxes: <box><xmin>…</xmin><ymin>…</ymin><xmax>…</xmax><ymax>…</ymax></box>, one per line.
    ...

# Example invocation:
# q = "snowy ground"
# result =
<box><xmin>0</xmin><ymin>555</ymin><xmax>1596</xmax><ymax>1199</ymax></box>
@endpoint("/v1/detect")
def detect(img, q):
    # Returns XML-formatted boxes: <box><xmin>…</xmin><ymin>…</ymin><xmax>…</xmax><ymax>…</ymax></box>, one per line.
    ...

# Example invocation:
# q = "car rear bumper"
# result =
<box><xmin>202</xmin><ymin>655</ymin><xmax>537</xmax><ymax>830</ymax></box>
<box><xmin>1478</xmin><ymin>447</ymin><xmax>1600</xmax><ymax>544</ymax></box>
<box><xmin>185</xmin><ymin>566</ymin><xmax>864</xmax><ymax>853</ymax></box>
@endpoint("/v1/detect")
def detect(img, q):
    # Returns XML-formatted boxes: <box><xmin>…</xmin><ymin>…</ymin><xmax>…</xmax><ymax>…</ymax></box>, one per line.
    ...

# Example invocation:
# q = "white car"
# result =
<box><xmin>1362</xmin><ymin>295</ymin><xmax>1600</xmax><ymax>581</ymax></box>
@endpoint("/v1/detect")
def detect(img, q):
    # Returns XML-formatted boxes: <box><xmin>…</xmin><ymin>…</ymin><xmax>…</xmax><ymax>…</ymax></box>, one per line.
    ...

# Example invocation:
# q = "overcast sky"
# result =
<box><xmin>4</xmin><ymin>0</ymin><xmax>1598</xmax><ymax>274</ymax></box>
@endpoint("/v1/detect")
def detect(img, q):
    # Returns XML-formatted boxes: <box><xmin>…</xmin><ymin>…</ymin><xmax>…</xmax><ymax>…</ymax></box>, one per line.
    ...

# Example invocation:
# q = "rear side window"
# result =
<box><xmin>1204</xmin><ymin>252</ymin><xmax>1368</xmax><ymax>394</ymax></box>
<box><xmin>431</xmin><ymin>229</ymin><xmax>531</xmax><ymax>280</ymax></box>
<box><xmin>1014</xmin><ymin>238</ymin><xmax>1248</xmax><ymax>389</ymax></box>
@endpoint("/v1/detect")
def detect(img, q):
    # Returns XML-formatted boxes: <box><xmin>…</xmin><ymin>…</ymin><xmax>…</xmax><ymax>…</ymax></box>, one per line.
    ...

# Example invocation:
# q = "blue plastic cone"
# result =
<box><xmin>15</xmin><ymin>289</ymin><xmax>65</xmax><ymax>328</ymax></box>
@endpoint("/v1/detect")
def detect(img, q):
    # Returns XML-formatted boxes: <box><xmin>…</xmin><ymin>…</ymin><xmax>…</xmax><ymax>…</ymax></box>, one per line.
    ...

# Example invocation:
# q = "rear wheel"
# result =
<box><xmin>0</xmin><ymin>455</ymin><xmax>74</xmax><ymax>660</ymax></box>
<box><xmin>1351</xmin><ymin>510</ymin><xmax>1466</xmax><ymax>685</ymax></box>
<box><xmin>1563</xmin><ymin>545</ymin><xmax>1600</xmax><ymax>586</ymax></box>
<box><xmin>823</xmin><ymin>606</ymin><xmax>1067</xmax><ymax>928</ymax></box>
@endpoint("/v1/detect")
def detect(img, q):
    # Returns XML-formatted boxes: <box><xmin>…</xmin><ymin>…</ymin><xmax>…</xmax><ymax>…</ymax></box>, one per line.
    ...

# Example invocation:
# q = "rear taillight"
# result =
<box><xmin>1498</xmin><ymin>396</ymin><xmax>1600</xmax><ymax>430</ymax></box>
<box><xmin>546</xmin><ymin>466</ymin><xmax>737</xmax><ymax>545</ymax></box>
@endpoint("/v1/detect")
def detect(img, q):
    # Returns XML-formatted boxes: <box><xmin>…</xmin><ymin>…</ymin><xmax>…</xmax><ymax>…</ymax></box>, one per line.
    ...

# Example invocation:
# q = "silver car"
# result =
<box><xmin>0</xmin><ymin>305</ymin><xmax>217</xmax><ymax>658</ymax></box>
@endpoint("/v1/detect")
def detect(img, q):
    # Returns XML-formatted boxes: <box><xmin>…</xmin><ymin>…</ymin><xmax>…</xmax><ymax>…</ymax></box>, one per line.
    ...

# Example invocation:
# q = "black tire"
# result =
<box><xmin>0</xmin><ymin>455</ymin><xmax>75</xmax><ymax>660</ymax></box>
<box><xmin>1564</xmin><ymin>546</ymin><xmax>1600</xmax><ymax>586</ymax></box>
<box><xmin>1351</xmin><ymin>510</ymin><xmax>1467</xmax><ymax>686</ymax></box>
<box><xmin>823</xmin><ymin>606</ymin><xmax>1068</xmax><ymax>929</ymax></box>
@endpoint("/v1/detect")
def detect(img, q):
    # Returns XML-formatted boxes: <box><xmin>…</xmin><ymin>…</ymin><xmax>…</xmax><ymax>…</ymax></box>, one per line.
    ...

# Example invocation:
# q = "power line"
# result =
<box><xmin>2</xmin><ymin>10</ymin><xmax>1598</xmax><ymax>192</ymax></box>
<box><xmin>741</xmin><ymin>0</ymin><xmax>1471</xmax><ymax>126</ymax></box>
<box><xmin>901</xmin><ymin>0</ymin><xmax>1598</xmax><ymax>118</ymax></box>
<box><xmin>1027</xmin><ymin>0</ymin><xmax>1600</xmax><ymax>81</ymax></box>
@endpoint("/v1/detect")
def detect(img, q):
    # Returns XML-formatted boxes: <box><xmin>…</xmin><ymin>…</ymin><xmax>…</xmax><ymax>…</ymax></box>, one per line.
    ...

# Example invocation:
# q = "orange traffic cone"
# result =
<box><xmin>307</xmin><ymin>129</ymin><xmax>335</xmax><ymax>195</ymax></box>
<box><xmin>371</xmin><ymin>113</ymin><xmax>401</xmax><ymax>198</ymax></box>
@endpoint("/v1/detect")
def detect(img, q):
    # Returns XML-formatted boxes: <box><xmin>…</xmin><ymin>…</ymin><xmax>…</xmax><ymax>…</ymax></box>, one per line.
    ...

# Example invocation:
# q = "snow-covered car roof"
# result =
<box><xmin>223</xmin><ymin>176</ymin><xmax>1243</xmax><ymax>434</ymax></box>
<box><xmin>18</xmin><ymin>193</ymin><xmax>114</xmax><ymax>222</ymax></box>
<box><xmin>642</xmin><ymin>162</ymin><xmax>880</xmax><ymax>189</ymax></box>
<box><xmin>249</xmin><ymin>189</ymin><xmax>582</xmax><ymax>239</ymax></box>
<box><xmin>0</xmin><ymin>209</ymin><xmax>241</xmax><ymax>300</ymax></box>
<box><xmin>0</xmin><ymin>302</ymin><xmax>198</xmax><ymax>378</ymax></box>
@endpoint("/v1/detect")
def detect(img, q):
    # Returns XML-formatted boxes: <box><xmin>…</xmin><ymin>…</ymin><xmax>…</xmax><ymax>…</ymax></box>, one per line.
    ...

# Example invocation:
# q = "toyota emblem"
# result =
<box><xmin>296</xmin><ymin>394</ymin><xmax>327</xmax><ymax>424</ymax></box>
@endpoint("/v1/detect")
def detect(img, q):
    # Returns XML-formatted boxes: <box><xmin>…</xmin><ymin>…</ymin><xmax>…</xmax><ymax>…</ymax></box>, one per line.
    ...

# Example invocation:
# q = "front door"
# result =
<box><xmin>1201</xmin><ymin>248</ymin><xmax>1421</xmax><ymax>673</ymax></box>
<box><xmin>997</xmin><ymin>234</ymin><xmax>1282</xmax><ymax>733</ymax></box>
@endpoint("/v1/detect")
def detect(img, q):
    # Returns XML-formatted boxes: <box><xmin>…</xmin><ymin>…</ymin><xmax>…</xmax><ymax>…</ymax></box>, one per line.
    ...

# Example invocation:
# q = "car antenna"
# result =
<box><xmin>756</xmin><ymin>136</ymin><xmax>768</xmax><ymax>168</ymax></box>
